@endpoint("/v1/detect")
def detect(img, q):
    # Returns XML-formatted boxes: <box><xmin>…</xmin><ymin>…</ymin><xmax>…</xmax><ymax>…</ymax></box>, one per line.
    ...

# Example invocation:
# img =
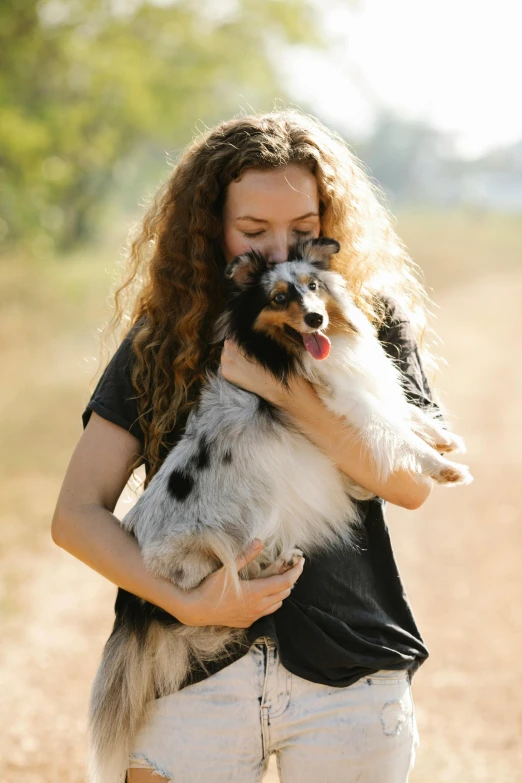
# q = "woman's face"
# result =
<box><xmin>222</xmin><ymin>164</ymin><xmax>321</xmax><ymax>266</ymax></box>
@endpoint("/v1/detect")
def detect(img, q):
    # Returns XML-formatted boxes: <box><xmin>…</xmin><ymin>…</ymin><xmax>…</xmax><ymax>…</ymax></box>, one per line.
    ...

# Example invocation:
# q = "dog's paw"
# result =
<box><xmin>430</xmin><ymin>461</ymin><xmax>473</xmax><ymax>486</ymax></box>
<box><xmin>434</xmin><ymin>430</ymin><xmax>466</xmax><ymax>455</ymax></box>
<box><xmin>260</xmin><ymin>548</ymin><xmax>304</xmax><ymax>577</ymax></box>
<box><xmin>278</xmin><ymin>548</ymin><xmax>304</xmax><ymax>572</ymax></box>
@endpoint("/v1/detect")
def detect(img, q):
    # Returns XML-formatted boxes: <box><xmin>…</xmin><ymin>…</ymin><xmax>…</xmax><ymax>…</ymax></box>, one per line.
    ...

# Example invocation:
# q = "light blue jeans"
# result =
<box><xmin>129</xmin><ymin>636</ymin><xmax>419</xmax><ymax>782</ymax></box>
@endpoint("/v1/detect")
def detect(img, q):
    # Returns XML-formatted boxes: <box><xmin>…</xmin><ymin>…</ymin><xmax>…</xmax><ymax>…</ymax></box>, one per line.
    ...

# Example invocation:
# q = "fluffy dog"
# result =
<box><xmin>88</xmin><ymin>237</ymin><xmax>472</xmax><ymax>783</ymax></box>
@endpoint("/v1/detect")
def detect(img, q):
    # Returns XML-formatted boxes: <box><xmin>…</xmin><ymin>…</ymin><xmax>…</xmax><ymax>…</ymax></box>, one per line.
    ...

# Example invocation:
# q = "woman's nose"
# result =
<box><xmin>266</xmin><ymin>237</ymin><xmax>290</xmax><ymax>264</ymax></box>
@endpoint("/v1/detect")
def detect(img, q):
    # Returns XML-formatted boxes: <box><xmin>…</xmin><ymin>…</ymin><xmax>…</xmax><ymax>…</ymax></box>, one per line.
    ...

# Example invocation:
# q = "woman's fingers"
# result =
<box><xmin>196</xmin><ymin>544</ymin><xmax>305</xmax><ymax>627</ymax></box>
<box><xmin>260</xmin><ymin>588</ymin><xmax>292</xmax><ymax>609</ymax></box>
<box><xmin>259</xmin><ymin>601</ymin><xmax>284</xmax><ymax>617</ymax></box>
<box><xmin>256</xmin><ymin>579</ymin><xmax>300</xmax><ymax>618</ymax></box>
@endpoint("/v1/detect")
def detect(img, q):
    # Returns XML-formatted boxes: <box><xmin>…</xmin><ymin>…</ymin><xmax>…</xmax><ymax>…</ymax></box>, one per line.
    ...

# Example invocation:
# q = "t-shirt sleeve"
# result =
<box><xmin>377</xmin><ymin>296</ymin><xmax>442</xmax><ymax>417</ymax></box>
<box><xmin>82</xmin><ymin>331</ymin><xmax>145</xmax><ymax>443</ymax></box>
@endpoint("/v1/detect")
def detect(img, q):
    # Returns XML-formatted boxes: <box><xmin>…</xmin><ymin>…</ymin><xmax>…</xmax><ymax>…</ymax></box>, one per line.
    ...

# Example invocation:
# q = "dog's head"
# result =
<box><xmin>224</xmin><ymin>237</ymin><xmax>351</xmax><ymax>363</ymax></box>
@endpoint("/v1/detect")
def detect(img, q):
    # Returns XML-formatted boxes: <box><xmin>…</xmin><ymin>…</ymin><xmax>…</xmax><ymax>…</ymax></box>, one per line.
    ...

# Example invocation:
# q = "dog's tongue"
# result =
<box><xmin>302</xmin><ymin>330</ymin><xmax>331</xmax><ymax>360</ymax></box>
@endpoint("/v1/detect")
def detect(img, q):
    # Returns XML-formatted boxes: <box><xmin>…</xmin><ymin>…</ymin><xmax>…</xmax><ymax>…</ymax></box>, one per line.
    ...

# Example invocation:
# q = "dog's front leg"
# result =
<box><xmin>407</xmin><ymin>404</ymin><xmax>466</xmax><ymax>454</ymax></box>
<box><xmin>394</xmin><ymin>425</ymin><xmax>473</xmax><ymax>486</ymax></box>
<box><xmin>340</xmin><ymin>397</ymin><xmax>473</xmax><ymax>488</ymax></box>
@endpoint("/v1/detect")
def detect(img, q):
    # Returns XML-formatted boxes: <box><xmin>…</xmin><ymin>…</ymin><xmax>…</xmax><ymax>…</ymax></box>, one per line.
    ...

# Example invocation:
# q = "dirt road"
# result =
<box><xmin>1</xmin><ymin>270</ymin><xmax>520</xmax><ymax>782</ymax></box>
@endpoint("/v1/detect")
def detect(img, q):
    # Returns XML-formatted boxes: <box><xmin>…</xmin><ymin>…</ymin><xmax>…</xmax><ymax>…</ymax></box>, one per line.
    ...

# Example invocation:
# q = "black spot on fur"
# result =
<box><xmin>167</xmin><ymin>469</ymin><xmax>194</xmax><ymax>500</ymax></box>
<box><xmin>257</xmin><ymin>396</ymin><xmax>278</xmax><ymax>420</ymax></box>
<box><xmin>222</xmin><ymin>449</ymin><xmax>233</xmax><ymax>464</ymax></box>
<box><xmin>285</xmin><ymin>283</ymin><xmax>301</xmax><ymax>303</ymax></box>
<box><xmin>195</xmin><ymin>436</ymin><xmax>211</xmax><ymax>469</ymax></box>
<box><xmin>171</xmin><ymin>567</ymin><xmax>185</xmax><ymax>584</ymax></box>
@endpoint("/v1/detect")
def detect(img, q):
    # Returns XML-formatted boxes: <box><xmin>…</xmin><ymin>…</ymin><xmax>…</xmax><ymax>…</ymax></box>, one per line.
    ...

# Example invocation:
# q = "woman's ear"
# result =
<box><xmin>224</xmin><ymin>251</ymin><xmax>268</xmax><ymax>288</ymax></box>
<box><xmin>300</xmin><ymin>237</ymin><xmax>341</xmax><ymax>270</ymax></box>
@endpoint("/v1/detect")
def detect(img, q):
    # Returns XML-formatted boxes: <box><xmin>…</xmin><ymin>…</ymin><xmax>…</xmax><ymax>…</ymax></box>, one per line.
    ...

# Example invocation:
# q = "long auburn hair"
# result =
<box><xmin>107</xmin><ymin>109</ymin><xmax>436</xmax><ymax>481</ymax></box>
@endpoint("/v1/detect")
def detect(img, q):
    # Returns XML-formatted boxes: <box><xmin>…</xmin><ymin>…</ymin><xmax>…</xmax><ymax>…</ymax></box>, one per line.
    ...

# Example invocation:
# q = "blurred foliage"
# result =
<box><xmin>0</xmin><ymin>0</ymin><xmax>323</xmax><ymax>254</ymax></box>
<box><xmin>355</xmin><ymin>111</ymin><xmax>522</xmax><ymax>214</ymax></box>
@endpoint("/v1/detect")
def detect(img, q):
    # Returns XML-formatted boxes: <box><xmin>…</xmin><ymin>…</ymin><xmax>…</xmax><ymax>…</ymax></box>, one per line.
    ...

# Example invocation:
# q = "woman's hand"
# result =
<box><xmin>175</xmin><ymin>540</ymin><xmax>305</xmax><ymax>628</ymax></box>
<box><xmin>220</xmin><ymin>338</ymin><xmax>302</xmax><ymax>405</ymax></box>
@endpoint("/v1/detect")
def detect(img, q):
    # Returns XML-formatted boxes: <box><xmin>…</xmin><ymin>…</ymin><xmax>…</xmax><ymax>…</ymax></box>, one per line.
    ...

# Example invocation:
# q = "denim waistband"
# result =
<box><xmin>251</xmin><ymin>635</ymin><xmax>276</xmax><ymax>649</ymax></box>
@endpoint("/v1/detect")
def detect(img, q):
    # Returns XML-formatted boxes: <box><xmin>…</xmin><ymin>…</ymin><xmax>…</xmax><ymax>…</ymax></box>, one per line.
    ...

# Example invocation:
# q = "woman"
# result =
<box><xmin>52</xmin><ymin>110</ymin><xmax>440</xmax><ymax>782</ymax></box>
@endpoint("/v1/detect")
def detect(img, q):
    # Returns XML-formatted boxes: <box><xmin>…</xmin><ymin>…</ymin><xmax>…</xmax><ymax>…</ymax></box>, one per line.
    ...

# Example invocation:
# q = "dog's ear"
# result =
<box><xmin>300</xmin><ymin>237</ymin><xmax>340</xmax><ymax>270</ymax></box>
<box><xmin>224</xmin><ymin>251</ymin><xmax>267</xmax><ymax>288</ymax></box>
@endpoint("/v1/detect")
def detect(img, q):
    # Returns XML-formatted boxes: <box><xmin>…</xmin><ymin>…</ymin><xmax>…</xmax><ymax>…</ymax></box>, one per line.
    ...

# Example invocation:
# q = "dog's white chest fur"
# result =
<box><xmin>302</xmin><ymin>328</ymin><xmax>409</xmax><ymax>422</ymax></box>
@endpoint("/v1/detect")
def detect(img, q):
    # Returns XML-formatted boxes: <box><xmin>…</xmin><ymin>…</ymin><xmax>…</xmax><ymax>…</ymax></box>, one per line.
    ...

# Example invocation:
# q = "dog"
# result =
<box><xmin>88</xmin><ymin>237</ymin><xmax>472</xmax><ymax>782</ymax></box>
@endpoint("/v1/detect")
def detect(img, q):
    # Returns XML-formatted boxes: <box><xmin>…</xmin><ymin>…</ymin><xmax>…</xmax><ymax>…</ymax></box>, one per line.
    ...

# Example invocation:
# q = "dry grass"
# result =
<box><xmin>1</xmin><ymin>209</ymin><xmax>521</xmax><ymax>782</ymax></box>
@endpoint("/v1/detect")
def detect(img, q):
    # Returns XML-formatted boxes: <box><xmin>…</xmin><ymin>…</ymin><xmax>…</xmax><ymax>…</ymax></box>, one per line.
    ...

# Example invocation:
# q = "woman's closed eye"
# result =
<box><xmin>241</xmin><ymin>229</ymin><xmax>314</xmax><ymax>239</ymax></box>
<box><xmin>242</xmin><ymin>230</ymin><xmax>265</xmax><ymax>238</ymax></box>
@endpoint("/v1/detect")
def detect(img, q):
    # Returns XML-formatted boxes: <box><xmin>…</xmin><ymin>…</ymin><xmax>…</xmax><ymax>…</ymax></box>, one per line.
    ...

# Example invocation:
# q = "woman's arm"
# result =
<box><xmin>51</xmin><ymin>412</ymin><xmax>304</xmax><ymax>627</ymax></box>
<box><xmin>273</xmin><ymin>374</ymin><xmax>431</xmax><ymax>509</ymax></box>
<box><xmin>220</xmin><ymin>339</ymin><xmax>432</xmax><ymax>510</ymax></box>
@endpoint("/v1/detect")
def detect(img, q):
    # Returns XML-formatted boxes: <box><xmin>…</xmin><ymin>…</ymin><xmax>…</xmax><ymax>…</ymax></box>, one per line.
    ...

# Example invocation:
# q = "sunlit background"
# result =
<box><xmin>1</xmin><ymin>1</ymin><xmax>521</xmax><ymax>781</ymax></box>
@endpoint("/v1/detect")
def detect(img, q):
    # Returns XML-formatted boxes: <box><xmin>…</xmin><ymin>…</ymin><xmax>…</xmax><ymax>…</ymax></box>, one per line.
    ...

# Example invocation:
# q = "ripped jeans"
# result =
<box><xmin>128</xmin><ymin>636</ymin><xmax>419</xmax><ymax>782</ymax></box>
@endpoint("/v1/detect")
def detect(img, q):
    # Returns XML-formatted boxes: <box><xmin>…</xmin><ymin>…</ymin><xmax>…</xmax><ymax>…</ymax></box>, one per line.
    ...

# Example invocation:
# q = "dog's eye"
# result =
<box><xmin>272</xmin><ymin>293</ymin><xmax>286</xmax><ymax>306</ymax></box>
<box><xmin>308</xmin><ymin>281</ymin><xmax>318</xmax><ymax>291</ymax></box>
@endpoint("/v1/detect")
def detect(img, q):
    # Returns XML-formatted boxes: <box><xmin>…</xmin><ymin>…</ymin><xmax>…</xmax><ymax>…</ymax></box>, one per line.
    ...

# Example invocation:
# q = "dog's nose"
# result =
<box><xmin>304</xmin><ymin>312</ymin><xmax>323</xmax><ymax>329</ymax></box>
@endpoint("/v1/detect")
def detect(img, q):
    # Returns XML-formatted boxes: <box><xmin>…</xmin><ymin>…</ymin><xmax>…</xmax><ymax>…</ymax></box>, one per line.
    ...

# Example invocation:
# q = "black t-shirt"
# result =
<box><xmin>83</xmin><ymin>298</ymin><xmax>436</xmax><ymax>687</ymax></box>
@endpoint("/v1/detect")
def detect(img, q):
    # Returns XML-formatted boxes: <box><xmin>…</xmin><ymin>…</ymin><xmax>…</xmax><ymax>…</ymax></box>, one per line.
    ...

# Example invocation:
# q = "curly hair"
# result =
<box><xmin>107</xmin><ymin>109</ymin><xmax>435</xmax><ymax>481</ymax></box>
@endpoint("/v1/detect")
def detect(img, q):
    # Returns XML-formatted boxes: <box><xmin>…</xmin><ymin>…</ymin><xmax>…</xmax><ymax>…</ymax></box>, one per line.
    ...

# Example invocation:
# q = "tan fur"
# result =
<box><xmin>272</xmin><ymin>281</ymin><xmax>289</xmax><ymax>296</ymax></box>
<box><xmin>252</xmin><ymin>306</ymin><xmax>303</xmax><ymax>352</ymax></box>
<box><xmin>325</xmin><ymin>299</ymin><xmax>359</xmax><ymax>335</ymax></box>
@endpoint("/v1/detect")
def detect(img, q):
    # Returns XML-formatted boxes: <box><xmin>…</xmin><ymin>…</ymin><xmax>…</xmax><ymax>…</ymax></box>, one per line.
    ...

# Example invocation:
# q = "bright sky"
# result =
<box><xmin>282</xmin><ymin>0</ymin><xmax>522</xmax><ymax>159</ymax></box>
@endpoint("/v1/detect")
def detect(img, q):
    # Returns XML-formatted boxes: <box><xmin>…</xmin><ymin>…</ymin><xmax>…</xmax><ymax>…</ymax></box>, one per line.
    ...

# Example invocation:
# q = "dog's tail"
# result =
<box><xmin>87</xmin><ymin>622</ymin><xmax>156</xmax><ymax>783</ymax></box>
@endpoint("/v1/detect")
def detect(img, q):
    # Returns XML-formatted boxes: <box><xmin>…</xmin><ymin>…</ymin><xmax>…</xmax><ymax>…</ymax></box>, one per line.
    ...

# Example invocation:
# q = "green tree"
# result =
<box><xmin>0</xmin><ymin>0</ymin><xmax>324</xmax><ymax>253</ymax></box>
